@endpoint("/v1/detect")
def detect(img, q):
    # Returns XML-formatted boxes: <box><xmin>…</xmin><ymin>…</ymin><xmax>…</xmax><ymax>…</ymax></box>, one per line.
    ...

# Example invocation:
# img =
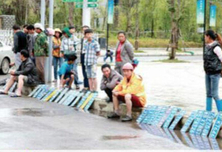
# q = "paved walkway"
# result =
<box><xmin>0</xmin><ymin>95</ymin><xmax>191</xmax><ymax>150</ymax></box>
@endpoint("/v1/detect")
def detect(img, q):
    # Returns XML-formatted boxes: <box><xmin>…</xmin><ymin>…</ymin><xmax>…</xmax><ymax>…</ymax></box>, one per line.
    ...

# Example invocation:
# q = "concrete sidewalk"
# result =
<box><xmin>102</xmin><ymin>47</ymin><xmax>203</xmax><ymax>56</ymax></box>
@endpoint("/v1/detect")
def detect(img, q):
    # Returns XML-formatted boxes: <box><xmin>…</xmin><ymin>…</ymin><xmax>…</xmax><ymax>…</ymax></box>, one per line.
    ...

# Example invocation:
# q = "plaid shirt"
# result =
<box><xmin>83</xmin><ymin>39</ymin><xmax>100</xmax><ymax>66</ymax></box>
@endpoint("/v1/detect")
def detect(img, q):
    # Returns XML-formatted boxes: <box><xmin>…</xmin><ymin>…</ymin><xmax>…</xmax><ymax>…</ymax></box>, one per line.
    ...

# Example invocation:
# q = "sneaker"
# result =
<box><xmin>121</xmin><ymin>115</ymin><xmax>132</xmax><ymax>122</ymax></box>
<box><xmin>77</xmin><ymin>81</ymin><xmax>83</xmax><ymax>85</ymax></box>
<box><xmin>76</xmin><ymin>85</ymin><xmax>80</xmax><ymax>90</ymax></box>
<box><xmin>105</xmin><ymin>98</ymin><xmax>112</xmax><ymax>103</ymax></box>
<box><xmin>107</xmin><ymin>112</ymin><xmax>120</xmax><ymax>119</ymax></box>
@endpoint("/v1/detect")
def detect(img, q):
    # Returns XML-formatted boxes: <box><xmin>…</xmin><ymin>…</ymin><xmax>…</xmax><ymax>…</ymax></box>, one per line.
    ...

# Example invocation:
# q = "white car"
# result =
<box><xmin>0</xmin><ymin>41</ymin><xmax>14</xmax><ymax>74</ymax></box>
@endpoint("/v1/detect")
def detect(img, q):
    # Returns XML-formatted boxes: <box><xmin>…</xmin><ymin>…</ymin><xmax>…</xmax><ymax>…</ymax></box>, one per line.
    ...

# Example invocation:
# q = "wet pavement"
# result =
<box><xmin>0</xmin><ymin>95</ymin><xmax>193</xmax><ymax>150</ymax></box>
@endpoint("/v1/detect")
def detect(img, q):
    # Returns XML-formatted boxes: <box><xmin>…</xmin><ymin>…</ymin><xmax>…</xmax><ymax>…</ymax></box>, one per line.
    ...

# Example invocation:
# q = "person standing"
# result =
<box><xmin>69</xmin><ymin>26</ymin><xmax>82</xmax><ymax>89</ymax></box>
<box><xmin>27</xmin><ymin>25</ymin><xmax>37</xmax><ymax>64</ymax></box>
<box><xmin>115</xmin><ymin>31</ymin><xmax>134</xmax><ymax>75</ymax></box>
<box><xmin>100</xmin><ymin>64</ymin><xmax>123</xmax><ymax>102</ymax></box>
<box><xmin>80</xmin><ymin>25</ymin><xmax>90</xmax><ymax>90</ymax></box>
<box><xmin>83</xmin><ymin>29</ymin><xmax>100</xmax><ymax>92</ymax></box>
<box><xmin>34</xmin><ymin>23</ymin><xmax>48</xmax><ymax>83</ymax></box>
<box><xmin>204</xmin><ymin>30</ymin><xmax>222</xmax><ymax>112</ymax></box>
<box><xmin>60</xmin><ymin>27</ymin><xmax>75</xmax><ymax>59</ymax></box>
<box><xmin>12</xmin><ymin>25</ymin><xmax>28</xmax><ymax>68</ymax></box>
<box><xmin>23</xmin><ymin>24</ymin><xmax>29</xmax><ymax>34</ymax></box>
<box><xmin>52</xmin><ymin>28</ymin><xmax>63</xmax><ymax>82</ymax></box>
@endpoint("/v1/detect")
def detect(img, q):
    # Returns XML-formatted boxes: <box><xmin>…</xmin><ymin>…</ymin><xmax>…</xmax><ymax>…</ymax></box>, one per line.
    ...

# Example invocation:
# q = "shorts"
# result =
<box><xmin>59</xmin><ymin>73</ymin><xmax>73</xmax><ymax>79</ymax></box>
<box><xmin>85</xmin><ymin>64</ymin><xmax>97</xmax><ymax>78</ymax></box>
<box><xmin>15</xmin><ymin>75</ymin><xmax>28</xmax><ymax>85</ymax></box>
<box><xmin>117</xmin><ymin>94</ymin><xmax>143</xmax><ymax>107</ymax></box>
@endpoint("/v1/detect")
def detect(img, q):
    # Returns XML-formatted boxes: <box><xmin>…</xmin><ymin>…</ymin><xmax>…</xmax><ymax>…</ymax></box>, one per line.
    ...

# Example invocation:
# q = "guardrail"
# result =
<box><xmin>0</xmin><ymin>30</ymin><xmax>13</xmax><ymax>46</ymax></box>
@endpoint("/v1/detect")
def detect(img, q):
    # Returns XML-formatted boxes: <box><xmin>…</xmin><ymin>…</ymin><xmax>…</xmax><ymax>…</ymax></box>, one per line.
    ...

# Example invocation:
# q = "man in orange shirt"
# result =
<box><xmin>108</xmin><ymin>63</ymin><xmax>147</xmax><ymax>122</ymax></box>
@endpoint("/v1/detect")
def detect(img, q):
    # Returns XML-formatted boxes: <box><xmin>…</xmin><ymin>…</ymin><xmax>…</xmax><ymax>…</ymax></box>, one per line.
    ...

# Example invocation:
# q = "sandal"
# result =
<box><xmin>0</xmin><ymin>91</ymin><xmax>8</xmax><ymax>95</ymax></box>
<box><xmin>10</xmin><ymin>94</ymin><xmax>22</xmax><ymax>98</ymax></box>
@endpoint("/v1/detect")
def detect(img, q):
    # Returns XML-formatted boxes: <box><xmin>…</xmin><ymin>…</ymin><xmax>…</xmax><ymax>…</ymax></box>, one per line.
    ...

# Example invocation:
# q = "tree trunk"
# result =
<box><xmin>114</xmin><ymin>6</ymin><xmax>119</xmax><ymax>29</ymax></box>
<box><xmin>68</xmin><ymin>2</ymin><xmax>74</xmax><ymax>26</ymax></box>
<box><xmin>169</xmin><ymin>0</ymin><xmax>176</xmax><ymax>60</ymax></box>
<box><xmin>135</xmin><ymin>0</ymin><xmax>139</xmax><ymax>50</ymax></box>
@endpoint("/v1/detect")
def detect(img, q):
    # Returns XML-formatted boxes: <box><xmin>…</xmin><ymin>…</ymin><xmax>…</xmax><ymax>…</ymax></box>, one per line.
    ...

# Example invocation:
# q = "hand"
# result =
<box><xmin>60</xmin><ymin>53</ymin><xmax>64</xmax><ymax>58</ymax></box>
<box><xmin>96</xmin><ymin>52</ymin><xmax>100</xmax><ymax>56</ymax></box>
<box><xmin>9</xmin><ymin>63</ymin><xmax>15</xmax><ymax>67</ymax></box>
<box><xmin>69</xmin><ymin>46</ymin><xmax>74</xmax><ymax>50</ymax></box>
<box><xmin>10</xmin><ymin>71</ymin><xmax>15</xmax><ymax>75</ymax></box>
<box><xmin>113</xmin><ymin>91</ymin><xmax>119</xmax><ymax>97</ymax></box>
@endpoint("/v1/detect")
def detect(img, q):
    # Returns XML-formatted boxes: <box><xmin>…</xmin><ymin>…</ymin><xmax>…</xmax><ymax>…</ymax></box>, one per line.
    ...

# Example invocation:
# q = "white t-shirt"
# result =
<box><xmin>208</xmin><ymin>42</ymin><xmax>222</xmax><ymax>62</ymax></box>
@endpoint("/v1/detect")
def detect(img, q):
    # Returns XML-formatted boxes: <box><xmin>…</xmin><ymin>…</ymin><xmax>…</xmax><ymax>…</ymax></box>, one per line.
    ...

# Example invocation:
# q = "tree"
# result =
<box><xmin>167</xmin><ymin>0</ymin><xmax>188</xmax><ymax>60</ymax></box>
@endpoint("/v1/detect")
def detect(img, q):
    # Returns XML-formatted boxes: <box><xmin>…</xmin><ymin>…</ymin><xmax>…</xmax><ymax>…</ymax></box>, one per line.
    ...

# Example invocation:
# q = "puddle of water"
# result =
<box><xmin>102</xmin><ymin>135</ymin><xmax>140</xmax><ymax>140</ymax></box>
<box><xmin>139</xmin><ymin>124</ymin><xmax>222</xmax><ymax>150</ymax></box>
<box><xmin>0</xmin><ymin>108</ymin><xmax>72</xmax><ymax>117</ymax></box>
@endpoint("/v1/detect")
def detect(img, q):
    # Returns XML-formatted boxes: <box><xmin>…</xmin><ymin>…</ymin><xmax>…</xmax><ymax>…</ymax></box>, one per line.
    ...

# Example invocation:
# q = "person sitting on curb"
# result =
<box><xmin>100</xmin><ymin>64</ymin><xmax>123</xmax><ymax>102</ymax></box>
<box><xmin>107</xmin><ymin>63</ymin><xmax>147</xmax><ymax>122</ymax></box>
<box><xmin>0</xmin><ymin>50</ymin><xmax>39</xmax><ymax>97</ymax></box>
<box><xmin>58</xmin><ymin>55</ymin><xmax>77</xmax><ymax>89</ymax></box>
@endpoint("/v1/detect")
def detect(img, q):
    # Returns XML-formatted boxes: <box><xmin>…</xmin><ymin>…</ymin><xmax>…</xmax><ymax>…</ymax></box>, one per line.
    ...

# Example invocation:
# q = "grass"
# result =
<box><xmin>152</xmin><ymin>58</ymin><xmax>189</xmax><ymax>63</ymax></box>
<box><xmin>134</xmin><ymin>50</ymin><xmax>145</xmax><ymax>53</ymax></box>
<box><xmin>108</xmin><ymin>37</ymin><xmax>202</xmax><ymax>48</ymax></box>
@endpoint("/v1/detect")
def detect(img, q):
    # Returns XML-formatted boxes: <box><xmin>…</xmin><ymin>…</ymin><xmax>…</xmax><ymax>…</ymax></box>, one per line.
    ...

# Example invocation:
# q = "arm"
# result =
<box><xmin>119</xmin><ymin>81</ymin><xmax>141</xmax><ymax>95</ymax></box>
<box><xmin>13</xmin><ymin>34</ymin><xmax>18</xmax><ymax>53</ymax></box>
<box><xmin>113</xmin><ymin>80</ymin><xmax>123</xmax><ymax>92</ymax></box>
<box><xmin>60</xmin><ymin>39</ymin><xmax>65</xmax><ymax>54</ymax></box>
<box><xmin>125</xmin><ymin>42</ymin><xmax>134</xmax><ymax>61</ymax></box>
<box><xmin>100</xmin><ymin>76</ymin><xmax>107</xmax><ymax>90</ymax></box>
<box><xmin>14</xmin><ymin>63</ymin><xmax>33</xmax><ymax>76</ymax></box>
<box><xmin>106</xmin><ymin>75</ymin><xmax>122</xmax><ymax>89</ymax></box>
<box><xmin>95</xmin><ymin>42</ymin><xmax>101</xmax><ymax>56</ymax></box>
<box><xmin>214</xmin><ymin>46</ymin><xmax>222</xmax><ymax>62</ymax></box>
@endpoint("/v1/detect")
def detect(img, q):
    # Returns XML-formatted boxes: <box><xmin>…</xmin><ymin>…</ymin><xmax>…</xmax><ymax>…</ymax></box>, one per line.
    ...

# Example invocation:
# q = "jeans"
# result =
<box><xmin>81</xmin><ymin>53</ymin><xmax>89</xmax><ymax>88</ymax></box>
<box><xmin>53</xmin><ymin>57</ymin><xmax>63</xmax><ymax>80</ymax></box>
<box><xmin>105</xmin><ymin>88</ymin><xmax>113</xmax><ymax>102</ymax></box>
<box><xmin>104</xmin><ymin>55</ymin><xmax>113</xmax><ymax>62</ymax></box>
<box><xmin>205</xmin><ymin>73</ymin><xmax>221</xmax><ymax>101</ymax></box>
<box><xmin>15</xmin><ymin>52</ymin><xmax>22</xmax><ymax>69</ymax></box>
<box><xmin>73</xmin><ymin>60</ymin><xmax>80</xmax><ymax>85</ymax></box>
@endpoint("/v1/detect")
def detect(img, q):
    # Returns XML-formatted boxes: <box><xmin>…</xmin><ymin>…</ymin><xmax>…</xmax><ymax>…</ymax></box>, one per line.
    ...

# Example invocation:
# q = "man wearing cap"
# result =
<box><xmin>34</xmin><ymin>23</ymin><xmax>48</xmax><ymax>83</ymax></box>
<box><xmin>108</xmin><ymin>63</ymin><xmax>147</xmax><ymax>122</ymax></box>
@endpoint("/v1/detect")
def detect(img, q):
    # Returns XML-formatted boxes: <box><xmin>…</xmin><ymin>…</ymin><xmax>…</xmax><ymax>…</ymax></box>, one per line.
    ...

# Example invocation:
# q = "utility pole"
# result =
<box><xmin>82</xmin><ymin>0</ymin><xmax>91</xmax><ymax>27</ymax></box>
<box><xmin>47</xmin><ymin>0</ymin><xmax>54</xmax><ymax>82</ymax></box>
<box><xmin>203</xmin><ymin>0</ymin><xmax>207</xmax><ymax>57</ymax></box>
<box><xmin>41</xmin><ymin>0</ymin><xmax>46</xmax><ymax>26</ymax></box>
<box><xmin>135</xmin><ymin>0</ymin><xmax>139</xmax><ymax>51</ymax></box>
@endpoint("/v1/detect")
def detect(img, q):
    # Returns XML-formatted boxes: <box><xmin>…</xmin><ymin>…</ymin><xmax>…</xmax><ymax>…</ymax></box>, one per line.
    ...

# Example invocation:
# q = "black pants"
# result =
<box><xmin>105</xmin><ymin>88</ymin><xmax>113</xmax><ymax>102</ymax></box>
<box><xmin>81</xmin><ymin>53</ymin><xmax>89</xmax><ymax>88</ymax></box>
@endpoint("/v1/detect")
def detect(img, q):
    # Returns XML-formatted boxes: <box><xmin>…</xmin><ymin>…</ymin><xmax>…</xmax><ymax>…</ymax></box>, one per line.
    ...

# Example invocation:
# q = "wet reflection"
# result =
<box><xmin>139</xmin><ymin>124</ymin><xmax>222</xmax><ymax>150</ymax></box>
<box><xmin>0</xmin><ymin>108</ymin><xmax>72</xmax><ymax>117</ymax></box>
<box><xmin>102</xmin><ymin>135</ymin><xmax>140</xmax><ymax>140</ymax></box>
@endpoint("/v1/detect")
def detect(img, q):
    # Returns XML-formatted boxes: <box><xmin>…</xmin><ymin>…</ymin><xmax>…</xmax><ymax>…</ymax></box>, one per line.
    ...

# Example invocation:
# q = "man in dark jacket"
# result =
<box><xmin>0</xmin><ymin>50</ymin><xmax>39</xmax><ymax>97</ymax></box>
<box><xmin>100</xmin><ymin>64</ymin><xmax>123</xmax><ymax>102</ymax></box>
<box><xmin>12</xmin><ymin>25</ymin><xmax>28</xmax><ymax>68</ymax></box>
